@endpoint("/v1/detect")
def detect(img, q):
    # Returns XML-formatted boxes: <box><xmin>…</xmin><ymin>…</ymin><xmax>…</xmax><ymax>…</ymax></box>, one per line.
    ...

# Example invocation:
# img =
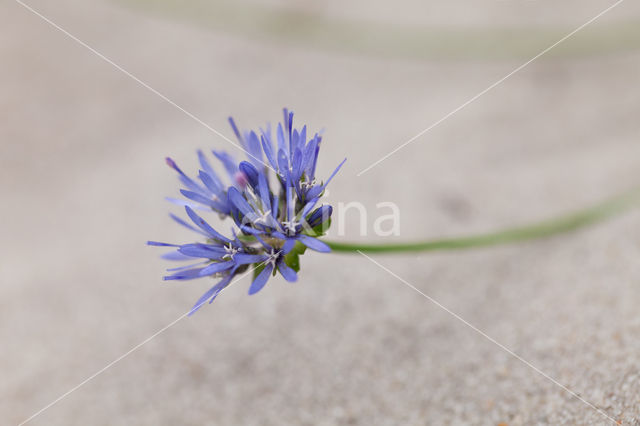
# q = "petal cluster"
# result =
<box><xmin>149</xmin><ymin>109</ymin><xmax>344</xmax><ymax>314</ymax></box>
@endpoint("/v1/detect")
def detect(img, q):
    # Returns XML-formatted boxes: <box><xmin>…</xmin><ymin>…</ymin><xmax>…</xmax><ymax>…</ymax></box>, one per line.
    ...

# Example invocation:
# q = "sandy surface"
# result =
<box><xmin>2</xmin><ymin>1</ymin><xmax>640</xmax><ymax>425</ymax></box>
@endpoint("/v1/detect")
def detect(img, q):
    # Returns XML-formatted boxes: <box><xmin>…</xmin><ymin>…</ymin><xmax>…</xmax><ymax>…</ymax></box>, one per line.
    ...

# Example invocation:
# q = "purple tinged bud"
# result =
<box><xmin>165</xmin><ymin>157</ymin><xmax>177</xmax><ymax>170</ymax></box>
<box><xmin>234</xmin><ymin>171</ymin><xmax>248</xmax><ymax>188</ymax></box>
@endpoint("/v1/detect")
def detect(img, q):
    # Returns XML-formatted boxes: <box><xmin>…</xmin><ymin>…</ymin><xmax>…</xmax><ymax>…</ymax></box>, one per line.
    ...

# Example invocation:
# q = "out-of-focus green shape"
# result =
<box><xmin>121</xmin><ymin>0</ymin><xmax>640</xmax><ymax>60</ymax></box>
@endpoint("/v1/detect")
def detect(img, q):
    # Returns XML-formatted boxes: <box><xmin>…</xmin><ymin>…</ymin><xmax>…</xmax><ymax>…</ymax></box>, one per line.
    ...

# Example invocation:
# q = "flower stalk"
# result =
<box><xmin>325</xmin><ymin>187</ymin><xmax>640</xmax><ymax>254</ymax></box>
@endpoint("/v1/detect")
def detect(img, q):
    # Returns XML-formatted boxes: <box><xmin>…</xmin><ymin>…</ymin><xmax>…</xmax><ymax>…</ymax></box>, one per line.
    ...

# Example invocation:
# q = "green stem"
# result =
<box><xmin>325</xmin><ymin>187</ymin><xmax>640</xmax><ymax>254</ymax></box>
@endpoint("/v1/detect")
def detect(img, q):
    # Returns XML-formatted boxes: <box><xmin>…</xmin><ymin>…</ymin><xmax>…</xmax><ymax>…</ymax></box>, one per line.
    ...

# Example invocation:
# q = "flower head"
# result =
<box><xmin>149</xmin><ymin>109</ymin><xmax>344</xmax><ymax>314</ymax></box>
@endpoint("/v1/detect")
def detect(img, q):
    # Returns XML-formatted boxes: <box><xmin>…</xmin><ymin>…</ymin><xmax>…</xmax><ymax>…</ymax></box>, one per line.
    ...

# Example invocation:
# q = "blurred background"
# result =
<box><xmin>2</xmin><ymin>0</ymin><xmax>640</xmax><ymax>424</ymax></box>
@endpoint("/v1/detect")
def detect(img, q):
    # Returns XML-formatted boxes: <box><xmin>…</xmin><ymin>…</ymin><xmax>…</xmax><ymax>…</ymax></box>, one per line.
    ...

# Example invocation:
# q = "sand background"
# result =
<box><xmin>2</xmin><ymin>0</ymin><xmax>640</xmax><ymax>424</ymax></box>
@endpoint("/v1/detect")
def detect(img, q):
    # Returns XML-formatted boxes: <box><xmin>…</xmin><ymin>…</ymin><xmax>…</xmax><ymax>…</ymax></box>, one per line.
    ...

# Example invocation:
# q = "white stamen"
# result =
<box><xmin>266</xmin><ymin>248</ymin><xmax>280</xmax><ymax>267</ymax></box>
<box><xmin>300</xmin><ymin>178</ymin><xmax>316</xmax><ymax>190</ymax></box>
<box><xmin>255</xmin><ymin>210</ymin><xmax>271</xmax><ymax>225</ymax></box>
<box><xmin>222</xmin><ymin>244</ymin><xmax>238</xmax><ymax>260</ymax></box>
<box><xmin>282</xmin><ymin>220</ymin><xmax>300</xmax><ymax>236</ymax></box>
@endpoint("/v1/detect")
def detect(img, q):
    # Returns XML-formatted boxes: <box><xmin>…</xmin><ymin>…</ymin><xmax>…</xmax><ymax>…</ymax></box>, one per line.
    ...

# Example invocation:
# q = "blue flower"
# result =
<box><xmin>150</xmin><ymin>109</ymin><xmax>345</xmax><ymax>313</ymax></box>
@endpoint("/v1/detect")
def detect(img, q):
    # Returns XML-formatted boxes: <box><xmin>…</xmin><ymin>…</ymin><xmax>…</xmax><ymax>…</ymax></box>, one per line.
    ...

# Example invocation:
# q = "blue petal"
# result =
<box><xmin>164</xmin><ymin>267</ymin><xmax>206</xmax><ymax>281</ymax></box>
<box><xmin>213</xmin><ymin>150</ymin><xmax>238</xmax><ymax>181</ymax></box>
<box><xmin>197</xmin><ymin>150</ymin><xmax>223</xmax><ymax>186</ymax></box>
<box><xmin>147</xmin><ymin>241</ymin><xmax>179</xmax><ymax>247</ymax></box>
<box><xmin>271</xmin><ymin>231</ymin><xmax>287</xmax><ymax>240</ymax></box>
<box><xmin>309</xmin><ymin>135</ymin><xmax>322</xmax><ymax>178</ymax></box>
<box><xmin>297</xmin><ymin>234</ymin><xmax>331</xmax><ymax>253</ymax></box>
<box><xmin>239</xmin><ymin>161</ymin><xmax>259</xmax><ymax>188</ymax></box>
<box><xmin>246</xmin><ymin>131</ymin><xmax>264</xmax><ymax>169</ymax></box>
<box><xmin>306</xmin><ymin>187</ymin><xmax>323</xmax><ymax>200</ymax></box>
<box><xmin>284</xmin><ymin>109</ymin><xmax>294</xmax><ymax>154</ymax></box>
<box><xmin>161</xmin><ymin>250</ymin><xmax>192</xmax><ymax>261</ymax></box>
<box><xmin>277</xmin><ymin>149</ymin><xmax>289</xmax><ymax>179</ymax></box>
<box><xmin>271</xmin><ymin>194</ymin><xmax>279</xmax><ymax>218</ymax></box>
<box><xmin>308</xmin><ymin>205</ymin><xmax>333</xmax><ymax>228</ymax></box>
<box><xmin>234</xmin><ymin>253</ymin><xmax>269</xmax><ymax>265</ymax></box>
<box><xmin>254</xmin><ymin>234</ymin><xmax>272</xmax><ymax>251</ymax></box>
<box><xmin>185</xmin><ymin>206</ymin><xmax>232</xmax><ymax>243</ymax></box>
<box><xmin>239</xmin><ymin>225</ymin><xmax>267</xmax><ymax>235</ymax></box>
<box><xmin>166</xmin><ymin>157</ymin><xmax>205</xmax><ymax>194</ymax></box>
<box><xmin>180</xmin><ymin>189</ymin><xmax>215</xmax><ymax>207</ymax></box>
<box><xmin>302</xmin><ymin>135</ymin><xmax>319</xmax><ymax>176</ymax></box>
<box><xmin>260</xmin><ymin>134</ymin><xmax>278</xmax><ymax>171</ymax></box>
<box><xmin>323</xmin><ymin>157</ymin><xmax>347</xmax><ymax>188</ymax></box>
<box><xmin>198</xmin><ymin>170</ymin><xmax>224</xmax><ymax>197</ymax></box>
<box><xmin>178</xmin><ymin>174</ymin><xmax>207</xmax><ymax>195</ymax></box>
<box><xmin>169</xmin><ymin>213</ymin><xmax>209</xmax><ymax>238</ymax></box>
<box><xmin>165</xmin><ymin>197</ymin><xmax>207</xmax><ymax>210</ymax></box>
<box><xmin>276</xmin><ymin>123</ymin><xmax>286</xmax><ymax>154</ymax></box>
<box><xmin>277</xmin><ymin>260</ymin><xmax>298</xmax><ymax>282</ymax></box>
<box><xmin>285</xmin><ymin>173</ymin><xmax>293</xmax><ymax>221</ymax></box>
<box><xmin>178</xmin><ymin>190</ymin><xmax>228</xmax><ymax>214</ymax></box>
<box><xmin>199</xmin><ymin>261</ymin><xmax>235</xmax><ymax>276</ymax></box>
<box><xmin>248</xmin><ymin>263</ymin><xmax>273</xmax><ymax>295</ymax></box>
<box><xmin>299</xmin><ymin>125</ymin><xmax>307</xmax><ymax>153</ymax></box>
<box><xmin>227</xmin><ymin>187</ymin><xmax>257</xmax><ymax>219</ymax></box>
<box><xmin>167</xmin><ymin>260</ymin><xmax>209</xmax><ymax>272</ymax></box>
<box><xmin>301</xmin><ymin>198</ymin><xmax>320</xmax><ymax>218</ymax></box>
<box><xmin>258</xmin><ymin>172</ymin><xmax>271</xmax><ymax>212</ymax></box>
<box><xmin>228</xmin><ymin>116</ymin><xmax>243</xmax><ymax>142</ymax></box>
<box><xmin>291</xmin><ymin>148</ymin><xmax>303</xmax><ymax>180</ymax></box>
<box><xmin>291</xmin><ymin>129</ymin><xmax>299</xmax><ymax>156</ymax></box>
<box><xmin>179</xmin><ymin>244</ymin><xmax>225</xmax><ymax>259</ymax></box>
<box><xmin>282</xmin><ymin>238</ymin><xmax>296</xmax><ymax>254</ymax></box>
<box><xmin>188</xmin><ymin>273</ymin><xmax>234</xmax><ymax>315</ymax></box>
